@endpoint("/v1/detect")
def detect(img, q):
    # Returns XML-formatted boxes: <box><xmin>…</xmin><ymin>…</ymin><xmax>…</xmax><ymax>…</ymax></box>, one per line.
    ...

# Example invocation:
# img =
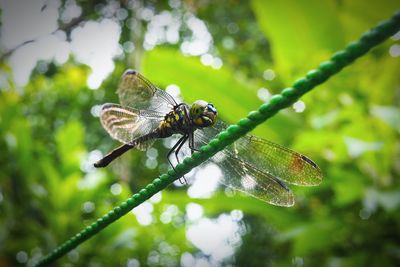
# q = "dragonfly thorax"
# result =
<box><xmin>190</xmin><ymin>100</ymin><xmax>218</xmax><ymax>128</ymax></box>
<box><xmin>159</xmin><ymin>101</ymin><xmax>217</xmax><ymax>137</ymax></box>
<box><xmin>159</xmin><ymin>103</ymin><xmax>192</xmax><ymax>136</ymax></box>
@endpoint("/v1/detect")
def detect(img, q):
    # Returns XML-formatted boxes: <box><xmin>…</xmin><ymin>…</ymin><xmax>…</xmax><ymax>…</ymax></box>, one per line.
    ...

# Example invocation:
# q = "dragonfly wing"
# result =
<box><xmin>196</xmin><ymin>120</ymin><xmax>322</xmax><ymax>186</ymax></box>
<box><xmin>100</xmin><ymin>103</ymin><xmax>164</xmax><ymax>149</ymax></box>
<box><xmin>193</xmin><ymin>125</ymin><xmax>294</xmax><ymax>206</ymax></box>
<box><xmin>117</xmin><ymin>69</ymin><xmax>177</xmax><ymax>114</ymax></box>
<box><xmin>212</xmin><ymin>151</ymin><xmax>295</xmax><ymax>206</ymax></box>
<box><xmin>234</xmin><ymin>136</ymin><xmax>323</xmax><ymax>186</ymax></box>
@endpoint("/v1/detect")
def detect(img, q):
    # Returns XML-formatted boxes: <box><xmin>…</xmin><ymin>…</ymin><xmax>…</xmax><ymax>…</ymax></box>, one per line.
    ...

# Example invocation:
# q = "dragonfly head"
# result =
<box><xmin>190</xmin><ymin>100</ymin><xmax>218</xmax><ymax>128</ymax></box>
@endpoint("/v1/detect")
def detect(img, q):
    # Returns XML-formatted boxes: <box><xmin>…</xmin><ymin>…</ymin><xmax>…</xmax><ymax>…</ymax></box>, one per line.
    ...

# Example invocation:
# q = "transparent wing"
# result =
<box><xmin>211</xmin><ymin>150</ymin><xmax>295</xmax><ymax>206</ymax></box>
<box><xmin>192</xmin><ymin>120</ymin><xmax>322</xmax><ymax>206</ymax></box>
<box><xmin>233</xmin><ymin>135</ymin><xmax>323</xmax><ymax>186</ymax></box>
<box><xmin>192</xmin><ymin>125</ymin><xmax>291</xmax><ymax>206</ymax></box>
<box><xmin>100</xmin><ymin>103</ymin><xmax>164</xmax><ymax>149</ymax></box>
<box><xmin>197</xmin><ymin>121</ymin><xmax>323</xmax><ymax>186</ymax></box>
<box><xmin>117</xmin><ymin>69</ymin><xmax>177</xmax><ymax>114</ymax></box>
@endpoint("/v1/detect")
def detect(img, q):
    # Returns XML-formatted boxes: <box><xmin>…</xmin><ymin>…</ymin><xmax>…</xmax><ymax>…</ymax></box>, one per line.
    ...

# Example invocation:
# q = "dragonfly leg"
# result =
<box><xmin>167</xmin><ymin>134</ymin><xmax>189</xmax><ymax>184</ymax></box>
<box><xmin>167</xmin><ymin>135</ymin><xmax>186</xmax><ymax>167</ymax></box>
<box><xmin>188</xmin><ymin>131</ymin><xmax>200</xmax><ymax>155</ymax></box>
<box><xmin>174</xmin><ymin>135</ymin><xmax>189</xmax><ymax>164</ymax></box>
<box><xmin>174</xmin><ymin>135</ymin><xmax>189</xmax><ymax>184</ymax></box>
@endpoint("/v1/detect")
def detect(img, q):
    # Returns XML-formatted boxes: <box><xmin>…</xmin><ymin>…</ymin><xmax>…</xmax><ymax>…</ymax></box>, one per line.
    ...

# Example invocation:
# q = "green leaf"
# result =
<box><xmin>251</xmin><ymin>0</ymin><xmax>345</xmax><ymax>76</ymax></box>
<box><xmin>340</xmin><ymin>0</ymin><xmax>400</xmax><ymax>39</ymax></box>
<box><xmin>55</xmin><ymin>120</ymin><xmax>85</xmax><ymax>171</ymax></box>
<box><xmin>331</xmin><ymin>167</ymin><xmax>365</xmax><ymax>206</ymax></box>
<box><xmin>370</xmin><ymin>105</ymin><xmax>400</xmax><ymax>133</ymax></box>
<box><xmin>291</xmin><ymin>219</ymin><xmax>337</xmax><ymax>255</ymax></box>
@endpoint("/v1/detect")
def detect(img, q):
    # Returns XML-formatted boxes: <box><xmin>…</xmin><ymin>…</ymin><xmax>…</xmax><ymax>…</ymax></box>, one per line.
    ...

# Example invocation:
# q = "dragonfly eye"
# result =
<box><xmin>190</xmin><ymin>100</ymin><xmax>218</xmax><ymax>128</ymax></box>
<box><xmin>206</xmin><ymin>103</ymin><xmax>217</xmax><ymax>114</ymax></box>
<box><xmin>123</xmin><ymin>69</ymin><xmax>138</xmax><ymax>76</ymax></box>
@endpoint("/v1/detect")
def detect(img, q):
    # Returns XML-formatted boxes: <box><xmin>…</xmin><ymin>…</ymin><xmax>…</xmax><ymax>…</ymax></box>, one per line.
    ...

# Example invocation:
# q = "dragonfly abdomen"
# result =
<box><xmin>131</xmin><ymin>130</ymin><xmax>162</xmax><ymax>146</ymax></box>
<box><xmin>94</xmin><ymin>130</ymin><xmax>162</xmax><ymax>168</ymax></box>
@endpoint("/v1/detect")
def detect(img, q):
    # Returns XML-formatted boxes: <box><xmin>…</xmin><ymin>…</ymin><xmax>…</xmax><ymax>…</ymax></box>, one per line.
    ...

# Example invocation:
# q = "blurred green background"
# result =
<box><xmin>1</xmin><ymin>0</ymin><xmax>400</xmax><ymax>266</ymax></box>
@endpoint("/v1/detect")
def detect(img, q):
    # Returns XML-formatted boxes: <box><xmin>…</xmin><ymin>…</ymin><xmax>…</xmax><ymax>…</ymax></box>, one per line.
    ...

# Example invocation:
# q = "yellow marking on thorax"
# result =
<box><xmin>194</xmin><ymin>118</ymin><xmax>203</xmax><ymax>126</ymax></box>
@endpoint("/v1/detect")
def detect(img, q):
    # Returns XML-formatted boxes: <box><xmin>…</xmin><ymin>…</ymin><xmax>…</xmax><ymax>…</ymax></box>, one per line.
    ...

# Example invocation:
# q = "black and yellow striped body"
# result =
<box><xmin>128</xmin><ymin>101</ymin><xmax>218</xmax><ymax>150</ymax></box>
<box><xmin>158</xmin><ymin>103</ymin><xmax>192</xmax><ymax>137</ymax></box>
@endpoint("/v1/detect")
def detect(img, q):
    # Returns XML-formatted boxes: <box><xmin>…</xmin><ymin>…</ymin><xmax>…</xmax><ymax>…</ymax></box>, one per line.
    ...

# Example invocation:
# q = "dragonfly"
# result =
<box><xmin>94</xmin><ymin>69</ymin><xmax>323</xmax><ymax>207</ymax></box>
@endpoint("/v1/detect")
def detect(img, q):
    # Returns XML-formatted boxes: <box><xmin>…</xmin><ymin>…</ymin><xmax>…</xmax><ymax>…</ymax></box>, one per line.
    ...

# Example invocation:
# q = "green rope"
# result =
<box><xmin>35</xmin><ymin>11</ymin><xmax>400</xmax><ymax>267</ymax></box>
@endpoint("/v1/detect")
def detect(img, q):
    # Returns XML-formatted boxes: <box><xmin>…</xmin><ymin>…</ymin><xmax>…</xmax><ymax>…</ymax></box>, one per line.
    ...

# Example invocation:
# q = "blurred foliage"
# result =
<box><xmin>1</xmin><ymin>1</ymin><xmax>400</xmax><ymax>267</ymax></box>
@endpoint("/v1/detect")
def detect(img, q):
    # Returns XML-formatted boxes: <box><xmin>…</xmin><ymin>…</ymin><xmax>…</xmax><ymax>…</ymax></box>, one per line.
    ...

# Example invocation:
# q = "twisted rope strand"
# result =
<box><xmin>35</xmin><ymin>11</ymin><xmax>400</xmax><ymax>267</ymax></box>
